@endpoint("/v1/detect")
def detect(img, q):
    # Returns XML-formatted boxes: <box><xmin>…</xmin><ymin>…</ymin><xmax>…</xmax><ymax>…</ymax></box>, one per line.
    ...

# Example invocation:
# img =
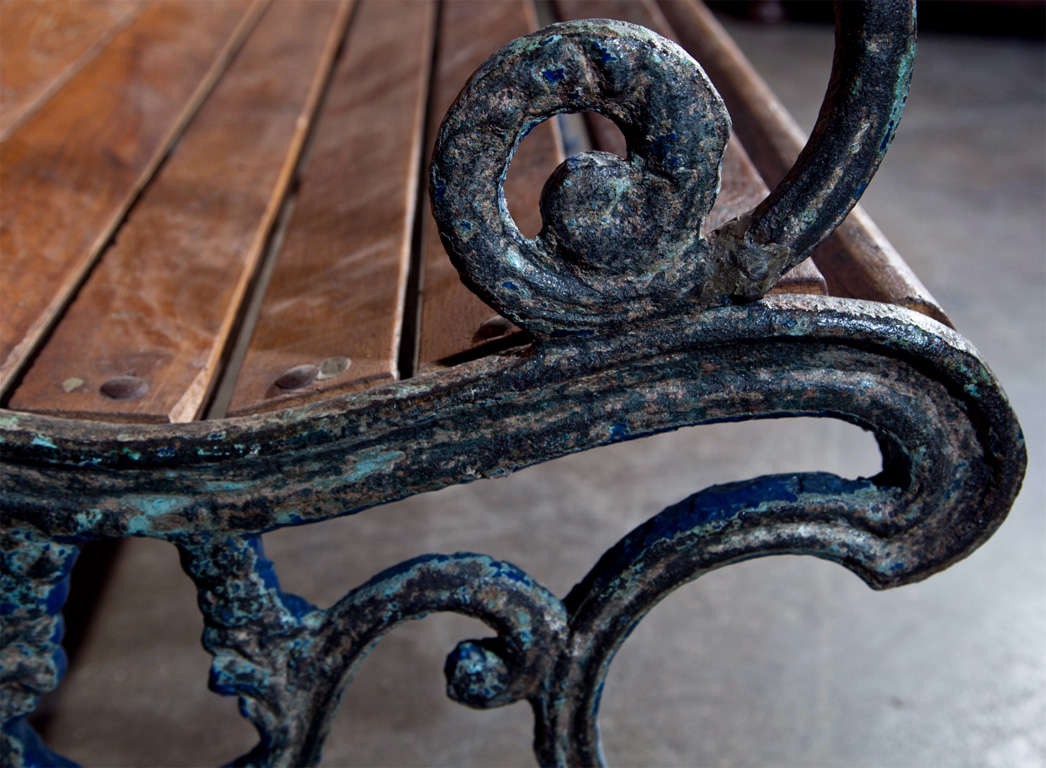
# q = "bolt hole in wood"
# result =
<box><xmin>274</xmin><ymin>356</ymin><xmax>351</xmax><ymax>390</ymax></box>
<box><xmin>503</xmin><ymin>112</ymin><xmax>627</xmax><ymax>238</ymax></box>
<box><xmin>99</xmin><ymin>375</ymin><xmax>148</xmax><ymax>400</ymax></box>
<box><xmin>472</xmin><ymin>315</ymin><xmax>514</xmax><ymax>344</ymax></box>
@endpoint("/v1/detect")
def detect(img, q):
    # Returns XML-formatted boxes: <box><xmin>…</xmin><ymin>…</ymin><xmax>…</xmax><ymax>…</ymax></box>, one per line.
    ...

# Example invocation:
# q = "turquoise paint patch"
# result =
<box><xmin>346</xmin><ymin>449</ymin><xmax>404</xmax><ymax>483</ymax></box>
<box><xmin>74</xmin><ymin>509</ymin><xmax>103</xmax><ymax>530</ymax></box>
<box><xmin>202</xmin><ymin>479</ymin><xmax>252</xmax><ymax>493</ymax></box>
<box><xmin>31</xmin><ymin>435</ymin><xmax>56</xmax><ymax>449</ymax></box>
<box><xmin>126</xmin><ymin>495</ymin><xmax>190</xmax><ymax>522</ymax></box>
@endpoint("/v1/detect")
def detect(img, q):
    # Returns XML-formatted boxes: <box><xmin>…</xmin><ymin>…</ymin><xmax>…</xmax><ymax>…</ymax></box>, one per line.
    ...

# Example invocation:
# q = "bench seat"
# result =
<box><xmin>1</xmin><ymin>0</ymin><xmax>946</xmax><ymax>424</ymax></box>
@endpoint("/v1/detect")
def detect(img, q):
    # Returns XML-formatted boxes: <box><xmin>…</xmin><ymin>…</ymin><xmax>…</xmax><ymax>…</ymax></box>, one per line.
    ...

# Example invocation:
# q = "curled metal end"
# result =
<box><xmin>444</xmin><ymin>638</ymin><xmax>514</xmax><ymax>708</ymax></box>
<box><xmin>431</xmin><ymin>19</ymin><xmax>730</xmax><ymax>336</ymax></box>
<box><xmin>430</xmin><ymin>3</ymin><xmax>916</xmax><ymax>336</ymax></box>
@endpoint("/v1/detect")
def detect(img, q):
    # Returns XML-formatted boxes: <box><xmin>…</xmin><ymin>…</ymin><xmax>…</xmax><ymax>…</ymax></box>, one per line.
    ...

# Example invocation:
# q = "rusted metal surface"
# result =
<box><xmin>0</xmin><ymin>528</ymin><xmax>79</xmax><ymax>767</ymax></box>
<box><xmin>0</xmin><ymin>2</ymin><xmax>1027</xmax><ymax>766</ymax></box>
<box><xmin>430</xmin><ymin>4</ymin><xmax>914</xmax><ymax>336</ymax></box>
<box><xmin>655</xmin><ymin>0</ymin><xmax>950</xmax><ymax>325</ymax></box>
<box><xmin>177</xmin><ymin>534</ymin><xmax>568</xmax><ymax>765</ymax></box>
<box><xmin>0</xmin><ymin>295</ymin><xmax>1026</xmax><ymax>765</ymax></box>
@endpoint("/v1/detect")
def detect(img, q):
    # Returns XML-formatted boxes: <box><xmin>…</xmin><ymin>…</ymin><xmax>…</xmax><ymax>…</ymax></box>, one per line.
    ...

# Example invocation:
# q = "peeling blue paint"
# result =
<box><xmin>879</xmin><ymin>120</ymin><xmax>896</xmax><ymax>153</ymax></box>
<box><xmin>590</xmin><ymin>39</ymin><xmax>617</xmax><ymax>64</ymax></box>
<box><xmin>649</xmin><ymin>131</ymin><xmax>678</xmax><ymax>165</ymax></box>
<box><xmin>542</xmin><ymin>67</ymin><xmax>565</xmax><ymax>83</ymax></box>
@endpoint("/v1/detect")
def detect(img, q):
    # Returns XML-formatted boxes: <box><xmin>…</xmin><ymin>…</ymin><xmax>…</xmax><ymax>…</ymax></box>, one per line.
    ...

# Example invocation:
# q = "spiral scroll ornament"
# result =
<box><xmin>431</xmin><ymin>20</ymin><xmax>732</xmax><ymax>335</ymax></box>
<box><xmin>431</xmin><ymin>7</ymin><xmax>916</xmax><ymax>336</ymax></box>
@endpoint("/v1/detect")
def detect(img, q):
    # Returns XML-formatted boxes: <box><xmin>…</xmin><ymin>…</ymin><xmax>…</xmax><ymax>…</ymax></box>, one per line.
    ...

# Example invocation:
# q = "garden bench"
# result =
<box><xmin>0</xmin><ymin>0</ymin><xmax>1026</xmax><ymax>765</ymax></box>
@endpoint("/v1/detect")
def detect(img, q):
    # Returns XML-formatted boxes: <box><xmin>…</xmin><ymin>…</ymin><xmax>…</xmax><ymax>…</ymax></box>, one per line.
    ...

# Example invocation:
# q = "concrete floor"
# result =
<box><xmin>35</xmin><ymin>16</ymin><xmax>1045</xmax><ymax>768</ymax></box>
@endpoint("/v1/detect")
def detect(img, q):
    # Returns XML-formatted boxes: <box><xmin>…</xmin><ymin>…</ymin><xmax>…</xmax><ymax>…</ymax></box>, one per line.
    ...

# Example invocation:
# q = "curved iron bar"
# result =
<box><xmin>0</xmin><ymin>297</ymin><xmax>1022</xmax><ymax>543</ymax></box>
<box><xmin>717</xmin><ymin>0</ymin><xmax>917</xmax><ymax>299</ymax></box>
<box><xmin>536</xmin><ymin>472</ymin><xmax>955</xmax><ymax>765</ymax></box>
<box><xmin>430</xmin><ymin>2</ymin><xmax>916</xmax><ymax>335</ymax></box>
<box><xmin>176</xmin><ymin>535</ymin><xmax>567</xmax><ymax>767</ymax></box>
<box><xmin>430</xmin><ymin>18</ymin><xmax>731</xmax><ymax>335</ymax></box>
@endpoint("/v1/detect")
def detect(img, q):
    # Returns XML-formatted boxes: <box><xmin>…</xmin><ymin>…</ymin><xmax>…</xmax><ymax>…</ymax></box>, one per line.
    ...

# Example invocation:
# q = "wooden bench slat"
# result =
<box><xmin>415</xmin><ymin>0</ymin><xmax>563</xmax><ymax>370</ymax></box>
<box><xmin>8</xmin><ymin>0</ymin><xmax>348</xmax><ymax>422</ymax></box>
<box><xmin>0</xmin><ymin>0</ymin><xmax>146</xmax><ymax>140</ymax></box>
<box><xmin>0</xmin><ymin>0</ymin><xmax>263</xmax><ymax>400</ymax></box>
<box><xmin>225</xmin><ymin>0</ymin><xmax>436</xmax><ymax>415</ymax></box>
<box><xmin>657</xmin><ymin>0</ymin><xmax>950</xmax><ymax>325</ymax></box>
<box><xmin>554</xmin><ymin>0</ymin><xmax>826</xmax><ymax>298</ymax></box>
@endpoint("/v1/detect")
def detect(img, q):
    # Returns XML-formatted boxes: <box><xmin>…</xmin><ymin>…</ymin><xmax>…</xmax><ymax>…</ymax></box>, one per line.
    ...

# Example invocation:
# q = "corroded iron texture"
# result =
<box><xmin>0</xmin><ymin>1</ymin><xmax>1027</xmax><ymax>766</ymax></box>
<box><xmin>0</xmin><ymin>528</ymin><xmax>78</xmax><ymax>768</ymax></box>
<box><xmin>431</xmin><ymin>5</ymin><xmax>915</xmax><ymax>335</ymax></box>
<box><xmin>0</xmin><ymin>296</ymin><xmax>1025</xmax><ymax>554</ymax></box>
<box><xmin>178</xmin><ymin>535</ymin><xmax>567</xmax><ymax>766</ymax></box>
<box><xmin>431</xmin><ymin>18</ymin><xmax>731</xmax><ymax>335</ymax></box>
<box><xmin>0</xmin><ymin>296</ymin><xmax>1027</xmax><ymax>766</ymax></box>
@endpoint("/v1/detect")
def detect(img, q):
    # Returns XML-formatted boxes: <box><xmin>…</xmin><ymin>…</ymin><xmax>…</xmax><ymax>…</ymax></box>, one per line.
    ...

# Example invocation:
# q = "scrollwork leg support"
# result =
<box><xmin>532</xmin><ymin>473</ymin><xmax>884</xmax><ymax>766</ymax></box>
<box><xmin>174</xmin><ymin>469</ymin><xmax>958</xmax><ymax>767</ymax></box>
<box><xmin>177</xmin><ymin>535</ymin><xmax>568</xmax><ymax>767</ymax></box>
<box><xmin>177</xmin><ymin>534</ymin><xmax>325</xmax><ymax>768</ymax></box>
<box><xmin>0</xmin><ymin>527</ymin><xmax>78</xmax><ymax>768</ymax></box>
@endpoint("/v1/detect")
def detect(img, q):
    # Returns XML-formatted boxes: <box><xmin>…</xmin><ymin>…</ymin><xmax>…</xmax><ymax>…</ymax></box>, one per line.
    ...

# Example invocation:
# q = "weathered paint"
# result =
<box><xmin>0</xmin><ymin>4</ymin><xmax>1028</xmax><ymax>767</ymax></box>
<box><xmin>344</xmin><ymin>449</ymin><xmax>404</xmax><ymax>483</ymax></box>
<box><xmin>431</xmin><ymin>5</ymin><xmax>916</xmax><ymax>337</ymax></box>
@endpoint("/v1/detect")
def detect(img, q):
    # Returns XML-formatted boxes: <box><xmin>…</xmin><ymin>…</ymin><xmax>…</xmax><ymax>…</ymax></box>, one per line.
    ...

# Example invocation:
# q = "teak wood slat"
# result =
<box><xmin>416</xmin><ymin>0</ymin><xmax>564</xmax><ymax>369</ymax></box>
<box><xmin>8</xmin><ymin>0</ymin><xmax>349</xmax><ymax>422</ymax></box>
<box><xmin>554</xmin><ymin>0</ymin><xmax>825</xmax><ymax>297</ymax></box>
<box><xmin>0</xmin><ymin>0</ymin><xmax>146</xmax><ymax>139</ymax></box>
<box><xmin>0</xmin><ymin>0</ymin><xmax>263</xmax><ymax>400</ymax></box>
<box><xmin>657</xmin><ymin>0</ymin><xmax>949</xmax><ymax>325</ymax></box>
<box><xmin>225</xmin><ymin>0</ymin><xmax>436</xmax><ymax>415</ymax></box>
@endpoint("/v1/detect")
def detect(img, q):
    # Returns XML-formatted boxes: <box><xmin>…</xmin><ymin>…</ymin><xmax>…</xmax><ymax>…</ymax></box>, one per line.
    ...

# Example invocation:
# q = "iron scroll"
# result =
<box><xmin>430</xmin><ymin>2</ymin><xmax>917</xmax><ymax>335</ymax></box>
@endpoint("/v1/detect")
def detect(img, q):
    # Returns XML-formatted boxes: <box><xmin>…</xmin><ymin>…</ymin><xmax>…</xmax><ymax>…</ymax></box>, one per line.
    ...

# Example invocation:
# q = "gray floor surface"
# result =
<box><xmin>34</xmin><ymin>15</ymin><xmax>1045</xmax><ymax>768</ymax></box>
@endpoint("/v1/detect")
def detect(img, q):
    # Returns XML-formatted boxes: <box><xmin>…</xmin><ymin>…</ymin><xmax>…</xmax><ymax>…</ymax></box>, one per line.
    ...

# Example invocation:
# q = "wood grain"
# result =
<box><xmin>555</xmin><ymin>0</ymin><xmax>824</xmax><ymax>296</ymax></box>
<box><xmin>9</xmin><ymin>1</ymin><xmax>350</xmax><ymax>421</ymax></box>
<box><xmin>416</xmin><ymin>0</ymin><xmax>563</xmax><ymax>369</ymax></box>
<box><xmin>225</xmin><ymin>0</ymin><xmax>436</xmax><ymax>415</ymax></box>
<box><xmin>0</xmin><ymin>0</ymin><xmax>146</xmax><ymax>140</ymax></box>
<box><xmin>0</xmin><ymin>0</ymin><xmax>265</xmax><ymax>400</ymax></box>
<box><xmin>657</xmin><ymin>0</ymin><xmax>949</xmax><ymax>324</ymax></box>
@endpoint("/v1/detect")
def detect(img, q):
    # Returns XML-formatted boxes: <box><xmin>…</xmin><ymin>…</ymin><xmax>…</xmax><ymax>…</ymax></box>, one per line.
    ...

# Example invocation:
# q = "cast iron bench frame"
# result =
<box><xmin>0</xmin><ymin>2</ymin><xmax>1026</xmax><ymax>766</ymax></box>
